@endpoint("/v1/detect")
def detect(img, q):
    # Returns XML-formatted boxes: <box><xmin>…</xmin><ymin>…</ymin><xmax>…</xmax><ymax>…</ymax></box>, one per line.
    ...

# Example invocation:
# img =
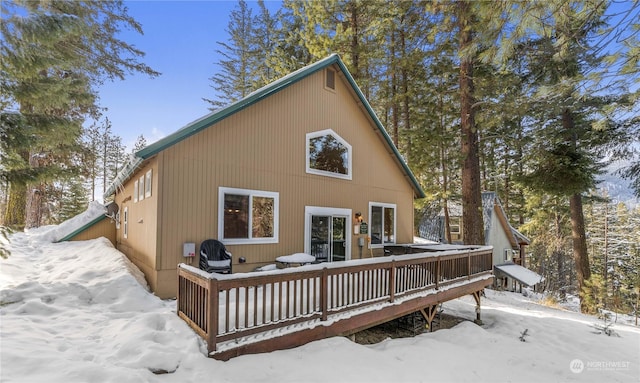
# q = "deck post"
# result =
<box><xmin>176</xmin><ymin>267</ymin><xmax>182</xmax><ymax>319</ymax></box>
<box><xmin>321</xmin><ymin>268</ymin><xmax>328</xmax><ymax>321</ymax></box>
<box><xmin>472</xmin><ymin>290</ymin><xmax>483</xmax><ymax>325</ymax></box>
<box><xmin>207</xmin><ymin>277</ymin><xmax>218</xmax><ymax>355</ymax></box>
<box><xmin>420</xmin><ymin>305</ymin><xmax>440</xmax><ymax>332</ymax></box>
<box><xmin>389</xmin><ymin>260</ymin><xmax>396</xmax><ymax>303</ymax></box>
<box><xmin>435</xmin><ymin>256</ymin><xmax>440</xmax><ymax>290</ymax></box>
<box><xmin>467</xmin><ymin>251</ymin><xmax>471</xmax><ymax>280</ymax></box>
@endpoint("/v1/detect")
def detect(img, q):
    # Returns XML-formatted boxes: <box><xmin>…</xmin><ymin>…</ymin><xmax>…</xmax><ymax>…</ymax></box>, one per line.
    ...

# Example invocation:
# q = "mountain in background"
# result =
<box><xmin>598</xmin><ymin>160</ymin><xmax>638</xmax><ymax>208</ymax></box>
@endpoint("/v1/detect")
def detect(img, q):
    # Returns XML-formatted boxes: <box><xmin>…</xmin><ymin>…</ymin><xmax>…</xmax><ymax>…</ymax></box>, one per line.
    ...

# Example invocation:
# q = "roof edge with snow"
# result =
<box><xmin>55</xmin><ymin>214</ymin><xmax>108</xmax><ymax>243</ymax></box>
<box><xmin>494</xmin><ymin>263</ymin><xmax>544</xmax><ymax>287</ymax></box>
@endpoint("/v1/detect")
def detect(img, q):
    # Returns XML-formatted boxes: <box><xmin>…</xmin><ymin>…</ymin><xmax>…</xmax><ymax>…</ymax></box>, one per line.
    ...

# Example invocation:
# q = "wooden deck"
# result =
<box><xmin>177</xmin><ymin>246</ymin><xmax>494</xmax><ymax>360</ymax></box>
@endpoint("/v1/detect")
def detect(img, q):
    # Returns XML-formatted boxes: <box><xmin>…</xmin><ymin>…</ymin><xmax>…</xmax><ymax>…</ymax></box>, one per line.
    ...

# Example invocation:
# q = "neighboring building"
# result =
<box><xmin>419</xmin><ymin>192</ymin><xmax>542</xmax><ymax>292</ymax></box>
<box><xmin>99</xmin><ymin>54</ymin><xmax>425</xmax><ymax>298</ymax></box>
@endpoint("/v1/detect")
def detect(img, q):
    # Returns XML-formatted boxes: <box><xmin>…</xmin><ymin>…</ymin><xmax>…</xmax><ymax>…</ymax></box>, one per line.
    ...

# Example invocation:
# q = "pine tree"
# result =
<box><xmin>405</xmin><ymin>7</ymin><xmax>461</xmax><ymax>240</ymax></box>
<box><xmin>0</xmin><ymin>112</ymin><xmax>30</xmax><ymax>228</ymax></box>
<box><xmin>133</xmin><ymin>135</ymin><xmax>148</xmax><ymax>153</ymax></box>
<box><xmin>82</xmin><ymin>123</ymin><xmax>102</xmax><ymax>202</ymax></box>
<box><xmin>515</xmin><ymin>0</ymin><xmax>638</xmax><ymax>312</ymax></box>
<box><xmin>520</xmin><ymin>192</ymin><xmax>575</xmax><ymax>298</ymax></box>
<box><xmin>612</xmin><ymin>5</ymin><xmax>640</xmax><ymax>197</ymax></box>
<box><xmin>456</xmin><ymin>0</ymin><xmax>484</xmax><ymax>245</ymax></box>
<box><xmin>587</xmin><ymin>197</ymin><xmax>640</xmax><ymax>316</ymax></box>
<box><xmin>425</xmin><ymin>0</ymin><xmax>511</xmax><ymax>246</ymax></box>
<box><xmin>204</xmin><ymin>0</ymin><xmax>258</xmax><ymax>110</ymax></box>
<box><xmin>253</xmin><ymin>0</ymin><xmax>281</xmax><ymax>88</ymax></box>
<box><xmin>1</xmin><ymin>0</ymin><xmax>158</xmax><ymax>228</ymax></box>
<box><xmin>106</xmin><ymin>135</ymin><xmax>126</xmax><ymax>194</ymax></box>
<box><xmin>266</xmin><ymin>0</ymin><xmax>312</xmax><ymax>78</ymax></box>
<box><xmin>58</xmin><ymin>179</ymin><xmax>89</xmax><ymax>223</ymax></box>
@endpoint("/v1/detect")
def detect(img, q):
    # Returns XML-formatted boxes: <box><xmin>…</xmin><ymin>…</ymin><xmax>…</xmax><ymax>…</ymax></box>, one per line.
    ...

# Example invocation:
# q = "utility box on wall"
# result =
<box><xmin>183</xmin><ymin>243</ymin><xmax>195</xmax><ymax>258</ymax></box>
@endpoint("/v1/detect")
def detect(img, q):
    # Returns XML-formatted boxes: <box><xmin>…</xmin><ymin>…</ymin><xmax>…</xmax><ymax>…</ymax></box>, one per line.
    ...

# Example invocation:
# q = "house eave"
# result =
<box><xmin>103</xmin><ymin>155</ymin><xmax>144</xmax><ymax>199</ymax></box>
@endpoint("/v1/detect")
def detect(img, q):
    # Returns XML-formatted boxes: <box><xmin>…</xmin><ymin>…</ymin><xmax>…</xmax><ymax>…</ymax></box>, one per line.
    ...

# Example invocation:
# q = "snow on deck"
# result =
<box><xmin>212</xmin><ymin>273</ymin><xmax>494</xmax><ymax>354</ymax></box>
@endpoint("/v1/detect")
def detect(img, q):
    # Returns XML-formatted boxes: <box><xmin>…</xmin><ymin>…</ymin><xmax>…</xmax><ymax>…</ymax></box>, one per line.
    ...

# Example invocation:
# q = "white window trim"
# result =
<box><xmin>123</xmin><ymin>206</ymin><xmax>128</xmax><ymax>239</ymax></box>
<box><xmin>368</xmin><ymin>202</ymin><xmax>397</xmax><ymax>249</ymax></box>
<box><xmin>504</xmin><ymin>249</ymin><xmax>513</xmax><ymax>262</ymax></box>
<box><xmin>138</xmin><ymin>175</ymin><xmax>145</xmax><ymax>201</ymax></box>
<box><xmin>306</xmin><ymin>129</ymin><xmax>352</xmax><ymax>180</ymax></box>
<box><xmin>133</xmin><ymin>180</ymin><xmax>138</xmax><ymax>203</ymax></box>
<box><xmin>449</xmin><ymin>217</ymin><xmax>461</xmax><ymax>234</ymax></box>
<box><xmin>218</xmin><ymin>187</ymin><xmax>279</xmax><ymax>245</ymax></box>
<box><xmin>303</xmin><ymin>206</ymin><xmax>352</xmax><ymax>261</ymax></box>
<box><xmin>145</xmin><ymin>169</ymin><xmax>152</xmax><ymax>198</ymax></box>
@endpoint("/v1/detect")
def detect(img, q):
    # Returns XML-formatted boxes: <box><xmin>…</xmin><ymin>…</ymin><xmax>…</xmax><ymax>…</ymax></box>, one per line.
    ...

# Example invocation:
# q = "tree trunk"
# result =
<box><xmin>570</xmin><ymin>193</ymin><xmax>591</xmax><ymax>313</ymax></box>
<box><xmin>554</xmin><ymin>207</ymin><xmax>565</xmax><ymax>298</ymax></box>
<box><xmin>25</xmin><ymin>152</ymin><xmax>45</xmax><ymax>229</ymax></box>
<box><xmin>458</xmin><ymin>0</ymin><xmax>484</xmax><ymax>245</ymax></box>
<box><xmin>390</xmin><ymin>28</ymin><xmax>399</xmax><ymax>147</ymax></box>
<box><xmin>562</xmin><ymin>107</ymin><xmax>591</xmax><ymax>313</ymax></box>
<box><xmin>25</xmin><ymin>184</ymin><xmax>44</xmax><ymax>229</ymax></box>
<box><xmin>603</xmin><ymin>201</ymin><xmax>609</xmax><ymax>310</ymax></box>
<box><xmin>401</xmin><ymin>25</ymin><xmax>411</xmax><ymax>159</ymax></box>
<box><xmin>349</xmin><ymin>2</ymin><xmax>359</xmax><ymax>78</ymax></box>
<box><xmin>439</xmin><ymin>85</ymin><xmax>452</xmax><ymax>244</ymax></box>
<box><xmin>4</xmin><ymin>181</ymin><xmax>27</xmax><ymax>229</ymax></box>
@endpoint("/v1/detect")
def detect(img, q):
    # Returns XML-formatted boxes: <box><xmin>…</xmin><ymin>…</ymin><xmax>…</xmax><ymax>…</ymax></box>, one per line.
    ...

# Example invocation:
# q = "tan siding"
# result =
<box><xmin>127</xmin><ymin>66</ymin><xmax>418</xmax><ymax>297</ymax></box>
<box><xmin>114</xmin><ymin>159</ymin><xmax>159</xmax><ymax>287</ymax></box>
<box><xmin>69</xmin><ymin>217</ymin><xmax>116</xmax><ymax>245</ymax></box>
<box><xmin>157</xmin><ymin>68</ymin><xmax>413</xmax><ymax>265</ymax></box>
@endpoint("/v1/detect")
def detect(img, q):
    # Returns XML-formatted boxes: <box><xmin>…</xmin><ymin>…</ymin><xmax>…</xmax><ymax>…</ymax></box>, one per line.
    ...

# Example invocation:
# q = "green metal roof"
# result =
<box><xmin>56</xmin><ymin>214</ymin><xmax>108</xmax><ymax>243</ymax></box>
<box><xmin>105</xmin><ymin>54</ymin><xmax>425</xmax><ymax>199</ymax></box>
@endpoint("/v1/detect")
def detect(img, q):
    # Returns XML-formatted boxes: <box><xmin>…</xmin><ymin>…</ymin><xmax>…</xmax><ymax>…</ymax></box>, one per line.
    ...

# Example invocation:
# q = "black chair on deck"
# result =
<box><xmin>198</xmin><ymin>239</ymin><xmax>232</xmax><ymax>274</ymax></box>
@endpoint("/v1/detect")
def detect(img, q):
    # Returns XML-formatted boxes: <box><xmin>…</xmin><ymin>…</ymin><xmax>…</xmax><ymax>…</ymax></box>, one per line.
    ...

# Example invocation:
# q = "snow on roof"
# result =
<box><xmin>29</xmin><ymin>201</ymin><xmax>106</xmax><ymax>243</ymax></box>
<box><xmin>494</xmin><ymin>263</ymin><xmax>544</xmax><ymax>286</ymax></box>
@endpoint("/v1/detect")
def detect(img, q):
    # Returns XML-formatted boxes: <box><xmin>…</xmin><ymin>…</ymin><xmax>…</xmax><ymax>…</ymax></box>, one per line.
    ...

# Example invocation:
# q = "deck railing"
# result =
<box><xmin>177</xmin><ymin>247</ymin><xmax>493</xmax><ymax>355</ymax></box>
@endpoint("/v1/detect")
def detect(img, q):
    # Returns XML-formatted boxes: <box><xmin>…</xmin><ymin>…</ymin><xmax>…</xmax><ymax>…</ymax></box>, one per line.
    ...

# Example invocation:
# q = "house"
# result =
<box><xmin>99</xmin><ymin>54</ymin><xmax>425</xmax><ymax>299</ymax></box>
<box><xmin>419</xmin><ymin>191</ymin><xmax>542</xmax><ymax>292</ymax></box>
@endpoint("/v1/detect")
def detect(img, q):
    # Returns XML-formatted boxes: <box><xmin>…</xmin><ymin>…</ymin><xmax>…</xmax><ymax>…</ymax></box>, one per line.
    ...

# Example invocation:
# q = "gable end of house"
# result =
<box><xmin>104</xmin><ymin>54</ymin><xmax>425</xmax><ymax>200</ymax></box>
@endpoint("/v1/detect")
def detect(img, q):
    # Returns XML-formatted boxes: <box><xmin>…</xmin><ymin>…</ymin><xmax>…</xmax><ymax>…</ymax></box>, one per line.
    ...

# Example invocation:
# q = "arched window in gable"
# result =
<box><xmin>306</xmin><ymin>129</ymin><xmax>352</xmax><ymax>180</ymax></box>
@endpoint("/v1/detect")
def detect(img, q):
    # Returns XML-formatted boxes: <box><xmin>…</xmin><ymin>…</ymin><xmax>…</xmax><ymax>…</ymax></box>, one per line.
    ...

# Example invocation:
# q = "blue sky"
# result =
<box><xmin>96</xmin><ymin>1</ymin><xmax>280</xmax><ymax>150</ymax></box>
<box><xmin>98</xmin><ymin>1</ymin><xmax>638</xmax><ymax>152</ymax></box>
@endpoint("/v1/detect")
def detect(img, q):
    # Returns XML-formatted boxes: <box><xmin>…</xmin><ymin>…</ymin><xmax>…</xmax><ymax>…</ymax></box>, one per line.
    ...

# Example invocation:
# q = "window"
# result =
<box><xmin>133</xmin><ymin>180</ymin><xmax>138</xmax><ymax>203</ymax></box>
<box><xmin>138</xmin><ymin>175</ymin><xmax>145</xmax><ymax>201</ymax></box>
<box><xmin>123</xmin><ymin>207</ymin><xmax>128</xmax><ymax>239</ymax></box>
<box><xmin>145</xmin><ymin>169</ymin><xmax>152</xmax><ymax>198</ymax></box>
<box><xmin>325</xmin><ymin>68</ymin><xmax>336</xmax><ymax>90</ymax></box>
<box><xmin>306</xmin><ymin>129</ymin><xmax>352</xmax><ymax>180</ymax></box>
<box><xmin>449</xmin><ymin>217</ymin><xmax>461</xmax><ymax>234</ymax></box>
<box><xmin>369</xmin><ymin>202</ymin><xmax>396</xmax><ymax>247</ymax></box>
<box><xmin>504</xmin><ymin>249</ymin><xmax>513</xmax><ymax>262</ymax></box>
<box><xmin>218</xmin><ymin>187</ymin><xmax>279</xmax><ymax>244</ymax></box>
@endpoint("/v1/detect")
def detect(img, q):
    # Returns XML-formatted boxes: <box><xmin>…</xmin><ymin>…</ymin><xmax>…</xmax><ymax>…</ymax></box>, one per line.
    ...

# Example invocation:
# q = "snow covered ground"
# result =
<box><xmin>1</xmin><ymin>222</ymin><xmax>639</xmax><ymax>382</ymax></box>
